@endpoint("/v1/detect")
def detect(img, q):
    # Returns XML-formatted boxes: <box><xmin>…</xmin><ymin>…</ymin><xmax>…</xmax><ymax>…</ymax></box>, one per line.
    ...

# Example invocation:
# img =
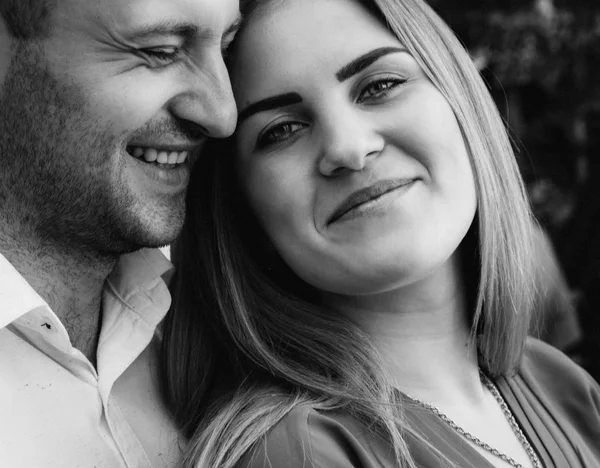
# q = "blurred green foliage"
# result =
<box><xmin>435</xmin><ymin>0</ymin><xmax>600</xmax><ymax>106</ymax></box>
<box><xmin>432</xmin><ymin>0</ymin><xmax>600</xmax><ymax>381</ymax></box>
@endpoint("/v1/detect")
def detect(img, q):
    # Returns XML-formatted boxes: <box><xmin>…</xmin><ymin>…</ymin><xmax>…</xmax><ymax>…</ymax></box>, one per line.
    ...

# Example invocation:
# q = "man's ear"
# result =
<box><xmin>0</xmin><ymin>14</ymin><xmax>14</xmax><ymax>86</ymax></box>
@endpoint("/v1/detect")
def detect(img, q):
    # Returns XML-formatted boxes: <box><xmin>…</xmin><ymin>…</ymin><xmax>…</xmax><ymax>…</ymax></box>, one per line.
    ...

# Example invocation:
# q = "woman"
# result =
<box><xmin>161</xmin><ymin>0</ymin><xmax>600</xmax><ymax>466</ymax></box>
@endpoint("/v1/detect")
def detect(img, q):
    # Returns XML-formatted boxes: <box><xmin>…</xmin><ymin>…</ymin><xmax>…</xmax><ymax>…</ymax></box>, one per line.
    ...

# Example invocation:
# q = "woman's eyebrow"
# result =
<box><xmin>236</xmin><ymin>47</ymin><xmax>406</xmax><ymax>124</ymax></box>
<box><xmin>336</xmin><ymin>46</ymin><xmax>407</xmax><ymax>82</ymax></box>
<box><xmin>238</xmin><ymin>92</ymin><xmax>303</xmax><ymax>124</ymax></box>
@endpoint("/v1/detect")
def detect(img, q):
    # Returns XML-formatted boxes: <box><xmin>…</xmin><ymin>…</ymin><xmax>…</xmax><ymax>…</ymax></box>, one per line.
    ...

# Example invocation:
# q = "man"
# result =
<box><xmin>0</xmin><ymin>0</ymin><xmax>239</xmax><ymax>466</ymax></box>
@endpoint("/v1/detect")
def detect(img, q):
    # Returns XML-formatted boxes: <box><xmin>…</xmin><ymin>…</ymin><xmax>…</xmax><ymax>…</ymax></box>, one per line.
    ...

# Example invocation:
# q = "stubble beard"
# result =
<box><xmin>0</xmin><ymin>42</ymin><xmax>186</xmax><ymax>257</ymax></box>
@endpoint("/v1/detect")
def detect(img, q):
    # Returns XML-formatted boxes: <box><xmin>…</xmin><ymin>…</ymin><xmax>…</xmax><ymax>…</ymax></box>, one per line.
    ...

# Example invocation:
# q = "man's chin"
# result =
<box><xmin>112</xmin><ymin>203</ymin><xmax>186</xmax><ymax>254</ymax></box>
<box><xmin>131</xmin><ymin>220</ymin><xmax>184</xmax><ymax>250</ymax></box>
<box><xmin>105</xmin><ymin>233</ymin><xmax>179</xmax><ymax>256</ymax></box>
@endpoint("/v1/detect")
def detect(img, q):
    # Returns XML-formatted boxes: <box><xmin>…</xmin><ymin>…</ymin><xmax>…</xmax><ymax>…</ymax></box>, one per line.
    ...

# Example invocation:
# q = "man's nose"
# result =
<box><xmin>168</xmin><ymin>52</ymin><xmax>237</xmax><ymax>139</ymax></box>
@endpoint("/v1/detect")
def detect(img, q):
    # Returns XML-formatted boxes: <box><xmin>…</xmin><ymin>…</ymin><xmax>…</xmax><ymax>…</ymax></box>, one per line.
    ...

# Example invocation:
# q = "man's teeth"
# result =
<box><xmin>128</xmin><ymin>146</ymin><xmax>189</xmax><ymax>165</ymax></box>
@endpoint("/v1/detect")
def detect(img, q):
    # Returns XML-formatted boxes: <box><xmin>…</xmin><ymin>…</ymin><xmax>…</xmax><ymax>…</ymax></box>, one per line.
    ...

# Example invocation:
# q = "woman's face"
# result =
<box><xmin>231</xmin><ymin>0</ymin><xmax>477</xmax><ymax>297</ymax></box>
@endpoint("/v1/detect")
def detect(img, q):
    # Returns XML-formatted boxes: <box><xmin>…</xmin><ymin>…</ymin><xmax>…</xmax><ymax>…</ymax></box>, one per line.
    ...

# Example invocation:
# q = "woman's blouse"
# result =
<box><xmin>241</xmin><ymin>339</ymin><xmax>600</xmax><ymax>467</ymax></box>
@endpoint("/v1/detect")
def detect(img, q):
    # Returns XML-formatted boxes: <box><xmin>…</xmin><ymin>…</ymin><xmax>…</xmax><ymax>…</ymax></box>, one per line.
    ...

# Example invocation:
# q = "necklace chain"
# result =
<box><xmin>404</xmin><ymin>372</ymin><xmax>543</xmax><ymax>468</ymax></box>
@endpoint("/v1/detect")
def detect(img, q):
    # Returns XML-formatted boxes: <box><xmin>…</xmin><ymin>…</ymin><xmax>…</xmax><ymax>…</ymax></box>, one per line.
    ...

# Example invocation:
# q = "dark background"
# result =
<box><xmin>432</xmin><ymin>0</ymin><xmax>600</xmax><ymax>380</ymax></box>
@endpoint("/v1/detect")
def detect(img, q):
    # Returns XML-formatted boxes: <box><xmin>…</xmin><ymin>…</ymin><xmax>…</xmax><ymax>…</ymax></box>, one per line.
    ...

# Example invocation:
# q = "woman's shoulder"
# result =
<box><xmin>519</xmin><ymin>337</ymin><xmax>600</xmax><ymax>414</ymax></box>
<box><xmin>521</xmin><ymin>337</ymin><xmax>598</xmax><ymax>387</ymax></box>
<box><xmin>239</xmin><ymin>405</ymin><xmax>387</xmax><ymax>468</ymax></box>
<box><xmin>516</xmin><ymin>338</ymin><xmax>600</xmax><ymax>462</ymax></box>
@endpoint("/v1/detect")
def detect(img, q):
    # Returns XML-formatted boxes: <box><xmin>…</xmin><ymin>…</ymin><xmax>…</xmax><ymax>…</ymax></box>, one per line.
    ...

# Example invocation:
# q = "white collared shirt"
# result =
<box><xmin>0</xmin><ymin>249</ymin><xmax>183</xmax><ymax>468</ymax></box>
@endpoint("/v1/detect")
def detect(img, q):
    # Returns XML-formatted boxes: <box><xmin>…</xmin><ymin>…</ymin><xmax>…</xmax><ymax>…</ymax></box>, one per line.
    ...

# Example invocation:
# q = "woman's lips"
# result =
<box><xmin>327</xmin><ymin>178</ymin><xmax>417</xmax><ymax>225</ymax></box>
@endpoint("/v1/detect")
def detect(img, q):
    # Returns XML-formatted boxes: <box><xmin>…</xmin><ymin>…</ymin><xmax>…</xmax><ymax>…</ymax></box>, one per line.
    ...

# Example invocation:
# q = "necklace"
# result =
<box><xmin>403</xmin><ymin>371</ymin><xmax>543</xmax><ymax>468</ymax></box>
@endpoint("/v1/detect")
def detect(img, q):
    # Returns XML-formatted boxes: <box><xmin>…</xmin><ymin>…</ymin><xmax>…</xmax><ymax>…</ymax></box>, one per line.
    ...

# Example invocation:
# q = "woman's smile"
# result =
<box><xmin>327</xmin><ymin>177</ymin><xmax>419</xmax><ymax>226</ymax></box>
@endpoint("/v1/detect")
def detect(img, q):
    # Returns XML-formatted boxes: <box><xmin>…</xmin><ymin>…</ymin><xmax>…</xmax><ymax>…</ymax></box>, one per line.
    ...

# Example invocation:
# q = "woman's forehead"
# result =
<box><xmin>230</xmin><ymin>0</ymin><xmax>401</xmax><ymax>95</ymax></box>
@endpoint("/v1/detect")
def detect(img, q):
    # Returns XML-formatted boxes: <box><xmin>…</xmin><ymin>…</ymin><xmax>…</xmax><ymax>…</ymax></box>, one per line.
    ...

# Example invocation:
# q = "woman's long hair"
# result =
<box><xmin>160</xmin><ymin>0</ymin><xmax>538</xmax><ymax>466</ymax></box>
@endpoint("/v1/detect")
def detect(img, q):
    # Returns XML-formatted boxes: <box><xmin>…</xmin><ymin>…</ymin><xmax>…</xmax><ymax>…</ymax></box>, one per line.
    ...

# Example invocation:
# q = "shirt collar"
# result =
<box><xmin>0</xmin><ymin>249</ymin><xmax>174</xmax><ymax>331</ymax></box>
<box><xmin>106</xmin><ymin>248</ymin><xmax>173</xmax><ymax>302</ymax></box>
<box><xmin>0</xmin><ymin>253</ymin><xmax>49</xmax><ymax>329</ymax></box>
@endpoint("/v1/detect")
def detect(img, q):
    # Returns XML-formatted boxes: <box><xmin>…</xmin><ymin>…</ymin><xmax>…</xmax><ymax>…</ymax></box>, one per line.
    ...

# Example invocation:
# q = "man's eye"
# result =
<box><xmin>357</xmin><ymin>77</ymin><xmax>406</xmax><ymax>103</ymax></box>
<box><xmin>257</xmin><ymin>122</ymin><xmax>307</xmax><ymax>149</ymax></box>
<box><xmin>139</xmin><ymin>47</ymin><xmax>183</xmax><ymax>68</ymax></box>
<box><xmin>221</xmin><ymin>38</ymin><xmax>235</xmax><ymax>59</ymax></box>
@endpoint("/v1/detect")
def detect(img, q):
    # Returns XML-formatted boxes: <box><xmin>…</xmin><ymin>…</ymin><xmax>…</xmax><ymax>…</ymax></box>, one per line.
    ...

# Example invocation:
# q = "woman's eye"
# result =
<box><xmin>358</xmin><ymin>77</ymin><xmax>406</xmax><ymax>103</ymax></box>
<box><xmin>140</xmin><ymin>47</ymin><xmax>183</xmax><ymax>68</ymax></box>
<box><xmin>257</xmin><ymin>122</ymin><xmax>307</xmax><ymax>149</ymax></box>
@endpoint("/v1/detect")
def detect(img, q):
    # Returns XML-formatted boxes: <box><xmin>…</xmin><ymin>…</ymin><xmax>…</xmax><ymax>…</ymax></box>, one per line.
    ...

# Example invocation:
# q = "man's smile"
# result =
<box><xmin>126</xmin><ymin>145</ymin><xmax>191</xmax><ymax>168</ymax></box>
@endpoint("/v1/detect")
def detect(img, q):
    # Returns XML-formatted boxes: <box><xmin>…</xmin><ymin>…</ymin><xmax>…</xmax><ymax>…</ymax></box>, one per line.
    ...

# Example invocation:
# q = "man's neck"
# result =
<box><xmin>0</xmin><ymin>230</ymin><xmax>118</xmax><ymax>364</ymax></box>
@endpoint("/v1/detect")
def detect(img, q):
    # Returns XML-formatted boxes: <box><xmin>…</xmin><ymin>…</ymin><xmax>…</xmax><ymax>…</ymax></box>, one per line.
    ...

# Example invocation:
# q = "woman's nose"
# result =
<box><xmin>318</xmin><ymin>110</ymin><xmax>384</xmax><ymax>177</ymax></box>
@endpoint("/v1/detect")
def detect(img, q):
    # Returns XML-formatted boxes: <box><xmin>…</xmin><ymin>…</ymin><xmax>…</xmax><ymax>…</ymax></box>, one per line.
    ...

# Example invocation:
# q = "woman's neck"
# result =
<box><xmin>326</xmin><ymin>255</ymin><xmax>484</xmax><ymax>407</ymax></box>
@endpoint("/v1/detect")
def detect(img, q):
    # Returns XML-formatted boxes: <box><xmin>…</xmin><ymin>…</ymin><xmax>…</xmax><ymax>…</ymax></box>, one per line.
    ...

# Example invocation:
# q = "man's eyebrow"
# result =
<box><xmin>123</xmin><ymin>21</ymin><xmax>201</xmax><ymax>41</ymax></box>
<box><xmin>124</xmin><ymin>14</ymin><xmax>242</xmax><ymax>42</ymax></box>
<box><xmin>336</xmin><ymin>47</ymin><xmax>407</xmax><ymax>82</ymax></box>
<box><xmin>238</xmin><ymin>92</ymin><xmax>303</xmax><ymax>124</ymax></box>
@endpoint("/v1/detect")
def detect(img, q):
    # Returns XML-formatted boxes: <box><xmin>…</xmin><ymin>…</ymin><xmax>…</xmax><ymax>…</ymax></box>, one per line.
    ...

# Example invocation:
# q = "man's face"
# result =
<box><xmin>0</xmin><ymin>0</ymin><xmax>239</xmax><ymax>254</ymax></box>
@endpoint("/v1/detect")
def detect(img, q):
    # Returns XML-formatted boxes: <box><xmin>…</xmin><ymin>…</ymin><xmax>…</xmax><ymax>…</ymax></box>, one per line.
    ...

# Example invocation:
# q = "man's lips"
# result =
<box><xmin>327</xmin><ymin>178</ymin><xmax>417</xmax><ymax>225</ymax></box>
<box><xmin>127</xmin><ymin>141</ymin><xmax>202</xmax><ymax>153</ymax></box>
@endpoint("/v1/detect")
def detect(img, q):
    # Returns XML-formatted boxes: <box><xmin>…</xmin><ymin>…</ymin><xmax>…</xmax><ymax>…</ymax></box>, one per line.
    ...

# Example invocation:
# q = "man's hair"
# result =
<box><xmin>0</xmin><ymin>0</ymin><xmax>54</xmax><ymax>39</ymax></box>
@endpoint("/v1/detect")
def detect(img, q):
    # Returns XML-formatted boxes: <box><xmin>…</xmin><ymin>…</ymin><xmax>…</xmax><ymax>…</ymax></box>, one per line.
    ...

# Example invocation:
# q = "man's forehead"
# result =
<box><xmin>55</xmin><ymin>0</ymin><xmax>240</xmax><ymax>37</ymax></box>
